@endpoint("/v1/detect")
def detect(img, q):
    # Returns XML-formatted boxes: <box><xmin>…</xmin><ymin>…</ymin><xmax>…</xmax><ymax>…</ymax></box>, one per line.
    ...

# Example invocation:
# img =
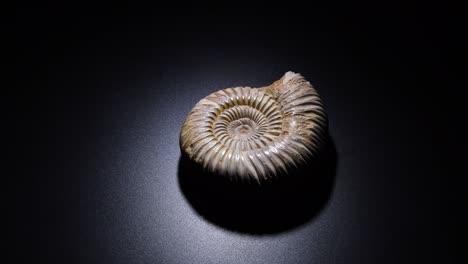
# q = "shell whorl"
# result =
<box><xmin>180</xmin><ymin>72</ymin><xmax>328</xmax><ymax>183</ymax></box>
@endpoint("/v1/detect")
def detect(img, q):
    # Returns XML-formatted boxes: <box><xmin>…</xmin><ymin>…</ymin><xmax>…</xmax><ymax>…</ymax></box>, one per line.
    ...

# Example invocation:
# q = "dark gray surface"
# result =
<box><xmin>14</xmin><ymin>3</ymin><xmax>462</xmax><ymax>263</ymax></box>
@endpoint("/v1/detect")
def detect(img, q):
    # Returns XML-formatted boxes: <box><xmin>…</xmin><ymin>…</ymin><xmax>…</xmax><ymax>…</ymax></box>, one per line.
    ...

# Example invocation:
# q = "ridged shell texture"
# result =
<box><xmin>180</xmin><ymin>72</ymin><xmax>328</xmax><ymax>183</ymax></box>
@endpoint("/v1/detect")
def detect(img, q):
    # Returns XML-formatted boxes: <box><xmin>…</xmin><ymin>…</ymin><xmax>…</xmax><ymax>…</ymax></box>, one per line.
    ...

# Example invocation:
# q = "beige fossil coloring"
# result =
<box><xmin>180</xmin><ymin>72</ymin><xmax>328</xmax><ymax>183</ymax></box>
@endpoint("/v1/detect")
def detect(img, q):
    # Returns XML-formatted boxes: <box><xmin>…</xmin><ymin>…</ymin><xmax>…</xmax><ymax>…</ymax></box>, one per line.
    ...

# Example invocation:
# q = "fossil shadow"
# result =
<box><xmin>177</xmin><ymin>135</ymin><xmax>337</xmax><ymax>234</ymax></box>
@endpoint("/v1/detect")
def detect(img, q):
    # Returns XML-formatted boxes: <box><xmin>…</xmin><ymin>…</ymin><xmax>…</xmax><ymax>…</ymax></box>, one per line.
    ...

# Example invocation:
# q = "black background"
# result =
<box><xmin>14</xmin><ymin>2</ymin><xmax>465</xmax><ymax>263</ymax></box>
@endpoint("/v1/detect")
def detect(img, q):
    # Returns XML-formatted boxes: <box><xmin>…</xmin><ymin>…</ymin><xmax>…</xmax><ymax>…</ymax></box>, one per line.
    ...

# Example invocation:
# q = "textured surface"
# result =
<box><xmin>180</xmin><ymin>72</ymin><xmax>327</xmax><ymax>182</ymax></box>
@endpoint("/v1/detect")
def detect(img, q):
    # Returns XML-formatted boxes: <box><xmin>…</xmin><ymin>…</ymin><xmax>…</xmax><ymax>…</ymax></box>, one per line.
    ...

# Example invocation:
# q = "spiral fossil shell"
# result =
<box><xmin>180</xmin><ymin>72</ymin><xmax>328</xmax><ymax>183</ymax></box>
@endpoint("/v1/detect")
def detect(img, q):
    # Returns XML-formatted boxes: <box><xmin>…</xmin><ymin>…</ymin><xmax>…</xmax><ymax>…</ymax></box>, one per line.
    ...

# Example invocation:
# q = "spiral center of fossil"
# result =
<box><xmin>211</xmin><ymin>98</ymin><xmax>283</xmax><ymax>149</ymax></box>
<box><xmin>227</xmin><ymin>118</ymin><xmax>258</xmax><ymax>140</ymax></box>
<box><xmin>237</xmin><ymin>125</ymin><xmax>251</xmax><ymax>134</ymax></box>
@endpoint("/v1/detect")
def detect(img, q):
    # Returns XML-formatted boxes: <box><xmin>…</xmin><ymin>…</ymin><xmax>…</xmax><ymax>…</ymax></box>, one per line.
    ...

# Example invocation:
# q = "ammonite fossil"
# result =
<box><xmin>180</xmin><ymin>72</ymin><xmax>328</xmax><ymax>183</ymax></box>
